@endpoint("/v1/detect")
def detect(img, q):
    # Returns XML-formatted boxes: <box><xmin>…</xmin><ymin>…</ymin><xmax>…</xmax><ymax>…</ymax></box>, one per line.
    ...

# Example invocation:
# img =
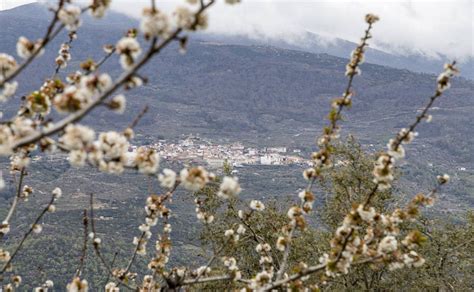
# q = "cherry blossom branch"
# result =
<box><xmin>187</xmin><ymin>239</ymin><xmax>230</xmax><ymax>285</ymax></box>
<box><xmin>12</xmin><ymin>38</ymin><xmax>154</xmax><ymax>149</ymax></box>
<box><xmin>275</xmin><ymin>17</ymin><xmax>377</xmax><ymax>282</ymax></box>
<box><xmin>0</xmin><ymin>0</ymin><xmax>66</xmax><ymax>88</ymax></box>
<box><xmin>181</xmin><ymin>274</ymin><xmax>250</xmax><ymax>286</ymax></box>
<box><xmin>228</xmin><ymin>205</ymin><xmax>280</xmax><ymax>269</ymax></box>
<box><xmin>263</xmin><ymin>255</ymin><xmax>380</xmax><ymax>291</ymax></box>
<box><xmin>11</xmin><ymin>1</ymin><xmax>216</xmax><ymax>151</ymax></box>
<box><xmin>364</xmin><ymin>62</ymin><xmax>458</xmax><ymax>206</ymax></box>
<box><xmin>121</xmin><ymin>183</ymin><xmax>179</xmax><ymax>278</ymax></box>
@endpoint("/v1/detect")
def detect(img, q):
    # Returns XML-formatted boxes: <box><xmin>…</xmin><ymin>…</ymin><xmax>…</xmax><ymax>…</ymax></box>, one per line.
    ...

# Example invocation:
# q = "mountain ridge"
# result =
<box><xmin>196</xmin><ymin>32</ymin><xmax>474</xmax><ymax>80</ymax></box>
<box><xmin>4</xmin><ymin>3</ymin><xmax>471</xmax><ymax>79</ymax></box>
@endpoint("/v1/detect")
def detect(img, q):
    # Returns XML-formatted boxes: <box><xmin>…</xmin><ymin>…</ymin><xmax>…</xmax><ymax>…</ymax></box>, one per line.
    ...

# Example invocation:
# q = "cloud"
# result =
<box><xmin>3</xmin><ymin>0</ymin><xmax>472</xmax><ymax>59</ymax></box>
<box><xmin>110</xmin><ymin>0</ymin><xmax>473</xmax><ymax>60</ymax></box>
<box><xmin>1</xmin><ymin>0</ymin><xmax>37</xmax><ymax>10</ymax></box>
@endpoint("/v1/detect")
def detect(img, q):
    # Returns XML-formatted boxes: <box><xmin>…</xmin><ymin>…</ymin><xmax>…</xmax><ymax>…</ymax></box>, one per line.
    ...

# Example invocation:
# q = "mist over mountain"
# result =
<box><xmin>198</xmin><ymin>32</ymin><xmax>474</xmax><ymax>80</ymax></box>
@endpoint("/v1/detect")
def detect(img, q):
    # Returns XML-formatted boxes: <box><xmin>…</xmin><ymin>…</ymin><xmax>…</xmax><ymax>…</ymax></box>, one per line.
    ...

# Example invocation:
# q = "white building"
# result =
<box><xmin>260</xmin><ymin>154</ymin><xmax>283</xmax><ymax>165</ymax></box>
<box><xmin>267</xmin><ymin>147</ymin><xmax>287</xmax><ymax>153</ymax></box>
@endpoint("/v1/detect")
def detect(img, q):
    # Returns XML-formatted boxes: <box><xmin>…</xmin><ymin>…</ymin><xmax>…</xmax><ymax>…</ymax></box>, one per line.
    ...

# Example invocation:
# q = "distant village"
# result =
<box><xmin>132</xmin><ymin>135</ymin><xmax>311</xmax><ymax>169</ymax></box>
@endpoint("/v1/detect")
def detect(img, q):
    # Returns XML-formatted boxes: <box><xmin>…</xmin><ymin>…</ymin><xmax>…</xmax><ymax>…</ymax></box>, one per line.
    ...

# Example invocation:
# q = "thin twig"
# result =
<box><xmin>52</xmin><ymin>31</ymin><xmax>76</xmax><ymax>78</ymax></box>
<box><xmin>89</xmin><ymin>193</ymin><xmax>137</xmax><ymax>291</ymax></box>
<box><xmin>103</xmin><ymin>251</ymin><xmax>118</xmax><ymax>285</ymax></box>
<box><xmin>74</xmin><ymin>209</ymin><xmax>89</xmax><ymax>278</ymax></box>
<box><xmin>0</xmin><ymin>168</ymin><xmax>26</xmax><ymax>241</ymax></box>
<box><xmin>0</xmin><ymin>193</ymin><xmax>56</xmax><ymax>274</ymax></box>
<box><xmin>93</xmin><ymin>49</ymin><xmax>115</xmax><ymax>73</ymax></box>
<box><xmin>128</xmin><ymin>105</ymin><xmax>149</xmax><ymax>130</ymax></box>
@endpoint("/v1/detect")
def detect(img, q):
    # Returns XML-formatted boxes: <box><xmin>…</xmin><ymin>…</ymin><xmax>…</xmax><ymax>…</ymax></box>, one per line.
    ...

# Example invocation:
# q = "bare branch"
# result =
<box><xmin>74</xmin><ymin>209</ymin><xmax>89</xmax><ymax>278</ymax></box>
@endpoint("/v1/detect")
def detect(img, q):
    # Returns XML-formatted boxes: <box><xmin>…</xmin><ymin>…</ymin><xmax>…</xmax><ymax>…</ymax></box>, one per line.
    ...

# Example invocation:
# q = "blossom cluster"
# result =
<box><xmin>140</xmin><ymin>8</ymin><xmax>170</xmax><ymax>40</ymax></box>
<box><xmin>373</xmin><ymin>127</ymin><xmax>419</xmax><ymax>190</ymax></box>
<box><xmin>223</xmin><ymin>225</ymin><xmax>241</xmax><ymax>243</ymax></box>
<box><xmin>0</xmin><ymin>53</ymin><xmax>19</xmax><ymax>101</ymax></box>
<box><xmin>136</xmin><ymin>194</ymin><xmax>172</xmax><ymax>257</ymax></box>
<box><xmin>148</xmin><ymin>222</ymin><xmax>172</xmax><ymax>277</ymax></box>
<box><xmin>89</xmin><ymin>0</ymin><xmax>111</xmax><ymax>18</ymax></box>
<box><xmin>180</xmin><ymin>166</ymin><xmax>213</xmax><ymax>191</ymax></box>
<box><xmin>20</xmin><ymin>185</ymin><xmax>33</xmax><ymax>201</ymax></box>
<box><xmin>195</xmin><ymin>198</ymin><xmax>215</xmax><ymax>224</ymax></box>
<box><xmin>217</xmin><ymin>176</ymin><xmax>241</xmax><ymax>199</ymax></box>
<box><xmin>222</xmin><ymin>256</ymin><xmax>242</xmax><ymax>281</ymax></box>
<box><xmin>345</xmin><ymin>14</ymin><xmax>378</xmax><ymax>76</ymax></box>
<box><xmin>54</xmin><ymin>73</ymin><xmax>111</xmax><ymax>113</ymax></box>
<box><xmin>2</xmin><ymin>275</ymin><xmax>22</xmax><ymax>291</ymax></box>
<box><xmin>137</xmin><ymin>0</ymin><xmax>226</xmax><ymax>47</ymax></box>
<box><xmin>437</xmin><ymin>62</ymin><xmax>459</xmax><ymax>93</ymax></box>
<box><xmin>140</xmin><ymin>274</ymin><xmax>160</xmax><ymax>291</ymax></box>
<box><xmin>104</xmin><ymin>282</ymin><xmax>119</xmax><ymax>292</ymax></box>
<box><xmin>248</xmin><ymin>243</ymin><xmax>274</xmax><ymax>289</ymax></box>
<box><xmin>249</xmin><ymin>200</ymin><xmax>265</xmax><ymax>212</ymax></box>
<box><xmin>158</xmin><ymin>168</ymin><xmax>177</xmax><ymax>189</ymax></box>
<box><xmin>116</xmin><ymin>36</ymin><xmax>142</xmax><ymax>70</ymax></box>
<box><xmin>58</xmin><ymin>5</ymin><xmax>82</xmax><ymax>31</ymax></box>
<box><xmin>66</xmin><ymin>277</ymin><xmax>88</xmax><ymax>291</ymax></box>
<box><xmin>175</xmin><ymin>7</ymin><xmax>208</xmax><ymax>31</ymax></box>
<box><xmin>57</xmin><ymin>122</ymin><xmax>159</xmax><ymax>174</ymax></box>
<box><xmin>16</xmin><ymin>36</ymin><xmax>44</xmax><ymax>59</ymax></box>
<box><xmin>55</xmin><ymin>38</ymin><xmax>74</xmax><ymax>70</ymax></box>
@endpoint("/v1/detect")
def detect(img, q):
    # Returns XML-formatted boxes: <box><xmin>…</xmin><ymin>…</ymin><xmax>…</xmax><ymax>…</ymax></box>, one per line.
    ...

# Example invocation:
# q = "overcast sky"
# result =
<box><xmin>2</xmin><ymin>0</ymin><xmax>473</xmax><ymax>60</ymax></box>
